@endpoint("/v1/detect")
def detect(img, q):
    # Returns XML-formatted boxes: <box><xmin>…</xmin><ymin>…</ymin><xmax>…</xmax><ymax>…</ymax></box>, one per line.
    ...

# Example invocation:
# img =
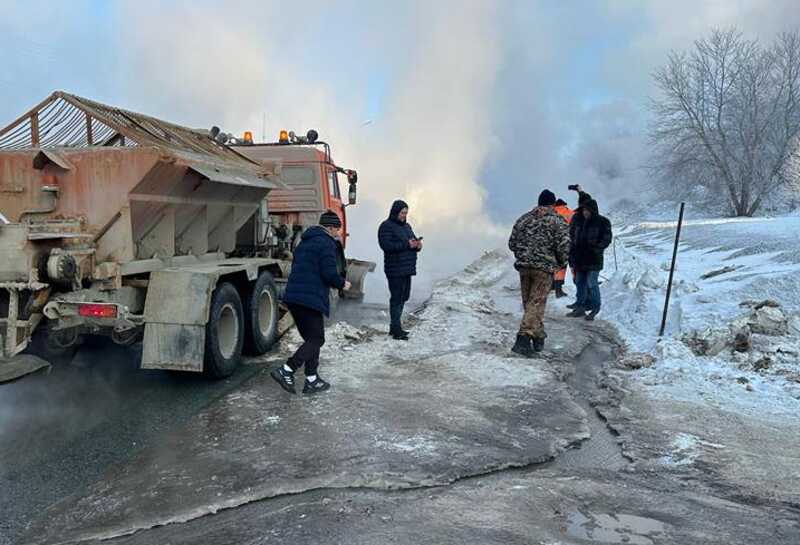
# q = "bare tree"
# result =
<box><xmin>784</xmin><ymin>139</ymin><xmax>800</xmax><ymax>208</ymax></box>
<box><xmin>649</xmin><ymin>29</ymin><xmax>800</xmax><ymax>216</ymax></box>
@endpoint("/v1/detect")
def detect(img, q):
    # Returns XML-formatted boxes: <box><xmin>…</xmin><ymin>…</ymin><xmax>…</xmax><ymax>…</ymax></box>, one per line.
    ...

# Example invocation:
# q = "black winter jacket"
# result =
<box><xmin>378</xmin><ymin>200</ymin><xmax>419</xmax><ymax>278</ymax></box>
<box><xmin>571</xmin><ymin>199</ymin><xmax>612</xmax><ymax>271</ymax></box>
<box><xmin>282</xmin><ymin>226</ymin><xmax>346</xmax><ymax>316</ymax></box>
<box><xmin>568</xmin><ymin>190</ymin><xmax>593</xmax><ymax>248</ymax></box>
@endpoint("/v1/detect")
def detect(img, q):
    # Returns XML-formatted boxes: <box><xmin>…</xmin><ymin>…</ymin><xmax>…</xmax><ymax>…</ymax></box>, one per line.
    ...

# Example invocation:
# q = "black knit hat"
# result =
<box><xmin>319</xmin><ymin>210</ymin><xmax>342</xmax><ymax>228</ymax></box>
<box><xmin>555</xmin><ymin>198</ymin><xmax>567</xmax><ymax>206</ymax></box>
<box><xmin>538</xmin><ymin>189</ymin><xmax>556</xmax><ymax>206</ymax></box>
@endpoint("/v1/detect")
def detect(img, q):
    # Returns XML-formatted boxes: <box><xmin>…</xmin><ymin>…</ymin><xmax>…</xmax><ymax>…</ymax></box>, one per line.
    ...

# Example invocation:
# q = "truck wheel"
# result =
<box><xmin>204</xmin><ymin>282</ymin><xmax>244</xmax><ymax>379</ymax></box>
<box><xmin>243</xmin><ymin>271</ymin><xmax>279</xmax><ymax>355</ymax></box>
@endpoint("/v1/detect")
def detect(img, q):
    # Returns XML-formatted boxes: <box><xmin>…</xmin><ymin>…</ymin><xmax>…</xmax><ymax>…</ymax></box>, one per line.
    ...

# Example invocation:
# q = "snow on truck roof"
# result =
<box><xmin>0</xmin><ymin>91</ymin><xmax>280</xmax><ymax>184</ymax></box>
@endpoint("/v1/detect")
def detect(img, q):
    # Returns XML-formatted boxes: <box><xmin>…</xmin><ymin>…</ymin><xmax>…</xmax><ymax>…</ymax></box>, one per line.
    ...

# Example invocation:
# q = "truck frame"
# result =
<box><xmin>0</xmin><ymin>92</ymin><xmax>373</xmax><ymax>382</ymax></box>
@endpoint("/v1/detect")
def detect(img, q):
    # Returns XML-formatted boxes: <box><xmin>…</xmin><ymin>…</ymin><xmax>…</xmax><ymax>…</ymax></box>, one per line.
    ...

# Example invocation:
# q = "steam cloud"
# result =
<box><xmin>1</xmin><ymin>0</ymin><xmax>799</xmax><ymax>300</ymax></box>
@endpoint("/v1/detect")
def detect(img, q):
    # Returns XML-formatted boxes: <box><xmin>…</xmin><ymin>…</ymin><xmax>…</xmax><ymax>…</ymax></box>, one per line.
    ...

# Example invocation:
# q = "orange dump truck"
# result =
<box><xmin>0</xmin><ymin>92</ymin><xmax>374</xmax><ymax>382</ymax></box>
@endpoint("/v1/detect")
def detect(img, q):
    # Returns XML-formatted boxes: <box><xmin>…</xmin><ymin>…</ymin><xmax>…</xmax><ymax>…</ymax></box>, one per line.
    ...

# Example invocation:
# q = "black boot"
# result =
<box><xmin>303</xmin><ymin>377</ymin><xmax>331</xmax><ymax>394</ymax></box>
<box><xmin>555</xmin><ymin>286</ymin><xmax>567</xmax><ymax>298</ymax></box>
<box><xmin>270</xmin><ymin>365</ymin><xmax>297</xmax><ymax>394</ymax></box>
<box><xmin>532</xmin><ymin>337</ymin><xmax>545</xmax><ymax>352</ymax></box>
<box><xmin>511</xmin><ymin>334</ymin><xmax>532</xmax><ymax>357</ymax></box>
<box><xmin>390</xmin><ymin>327</ymin><xmax>409</xmax><ymax>340</ymax></box>
<box><xmin>567</xmin><ymin>308</ymin><xmax>586</xmax><ymax>318</ymax></box>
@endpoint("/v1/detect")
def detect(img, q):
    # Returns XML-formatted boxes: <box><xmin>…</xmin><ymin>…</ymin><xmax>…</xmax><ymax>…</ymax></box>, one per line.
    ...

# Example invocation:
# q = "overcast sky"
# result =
<box><xmin>1</xmin><ymin>0</ymin><xmax>799</xmax><ymax>284</ymax></box>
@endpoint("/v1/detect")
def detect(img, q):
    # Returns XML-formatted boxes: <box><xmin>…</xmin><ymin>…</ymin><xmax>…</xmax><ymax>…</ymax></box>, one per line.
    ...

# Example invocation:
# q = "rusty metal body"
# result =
<box><xmin>0</xmin><ymin>92</ymin><xmax>285</xmax><ymax>378</ymax></box>
<box><xmin>0</xmin><ymin>91</ymin><xmax>372</xmax><ymax>382</ymax></box>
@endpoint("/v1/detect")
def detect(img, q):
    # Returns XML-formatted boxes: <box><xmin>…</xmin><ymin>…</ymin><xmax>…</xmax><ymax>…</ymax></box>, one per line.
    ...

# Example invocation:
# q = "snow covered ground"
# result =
<box><xmin>598</xmin><ymin>212</ymin><xmax>800</xmax><ymax>422</ymax></box>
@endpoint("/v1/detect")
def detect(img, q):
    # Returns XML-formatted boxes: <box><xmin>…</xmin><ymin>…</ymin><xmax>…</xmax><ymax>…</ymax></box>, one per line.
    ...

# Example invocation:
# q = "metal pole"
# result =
<box><xmin>659</xmin><ymin>202</ymin><xmax>685</xmax><ymax>337</ymax></box>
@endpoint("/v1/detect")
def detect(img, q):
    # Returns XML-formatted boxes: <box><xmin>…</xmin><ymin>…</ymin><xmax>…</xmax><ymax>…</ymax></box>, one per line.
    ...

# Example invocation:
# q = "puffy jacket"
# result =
<box><xmin>508</xmin><ymin>205</ymin><xmax>570</xmax><ymax>273</ymax></box>
<box><xmin>554</xmin><ymin>204</ymin><xmax>574</xmax><ymax>225</ymax></box>
<box><xmin>282</xmin><ymin>226</ymin><xmax>346</xmax><ymax>316</ymax></box>
<box><xmin>568</xmin><ymin>191</ymin><xmax>592</xmax><ymax>265</ymax></box>
<box><xmin>571</xmin><ymin>199</ymin><xmax>613</xmax><ymax>271</ymax></box>
<box><xmin>378</xmin><ymin>200</ymin><xmax>419</xmax><ymax>278</ymax></box>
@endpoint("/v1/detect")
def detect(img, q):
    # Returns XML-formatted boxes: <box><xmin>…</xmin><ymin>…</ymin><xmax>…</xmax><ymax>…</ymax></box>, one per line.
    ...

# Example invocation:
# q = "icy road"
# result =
<box><xmin>2</xmin><ymin>250</ymin><xmax>798</xmax><ymax>545</ymax></box>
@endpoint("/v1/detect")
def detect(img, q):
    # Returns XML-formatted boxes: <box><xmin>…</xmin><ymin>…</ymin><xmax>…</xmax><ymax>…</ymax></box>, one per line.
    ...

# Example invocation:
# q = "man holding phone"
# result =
<box><xmin>378</xmin><ymin>200</ymin><xmax>422</xmax><ymax>340</ymax></box>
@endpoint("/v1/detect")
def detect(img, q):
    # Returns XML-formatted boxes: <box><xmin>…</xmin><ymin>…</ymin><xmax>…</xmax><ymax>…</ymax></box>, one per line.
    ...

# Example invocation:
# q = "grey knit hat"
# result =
<box><xmin>319</xmin><ymin>210</ymin><xmax>342</xmax><ymax>228</ymax></box>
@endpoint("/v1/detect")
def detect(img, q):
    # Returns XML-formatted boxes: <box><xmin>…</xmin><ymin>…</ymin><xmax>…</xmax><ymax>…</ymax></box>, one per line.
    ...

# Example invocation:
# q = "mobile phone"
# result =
<box><xmin>568</xmin><ymin>184</ymin><xmax>579</xmax><ymax>191</ymax></box>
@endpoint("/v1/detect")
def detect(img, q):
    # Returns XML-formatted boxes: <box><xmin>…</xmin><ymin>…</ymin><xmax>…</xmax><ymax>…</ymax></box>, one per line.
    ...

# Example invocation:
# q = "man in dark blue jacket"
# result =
<box><xmin>271</xmin><ymin>211</ymin><xmax>350</xmax><ymax>395</ymax></box>
<box><xmin>378</xmin><ymin>200</ymin><xmax>421</xmax><ymax>340</ymax></box>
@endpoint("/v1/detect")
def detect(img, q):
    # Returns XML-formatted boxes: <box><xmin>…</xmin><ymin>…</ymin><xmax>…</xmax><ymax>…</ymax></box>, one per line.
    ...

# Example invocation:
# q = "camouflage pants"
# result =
<box><xmin>518</xmin><ymin>268</ymin><xmax>551</xmax><ymax>340</ymax></box>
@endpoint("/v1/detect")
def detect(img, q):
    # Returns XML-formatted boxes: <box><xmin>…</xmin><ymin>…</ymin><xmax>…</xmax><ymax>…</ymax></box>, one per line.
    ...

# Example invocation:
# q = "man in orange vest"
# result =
<box><xmin>552</xmin><ymin>199</ymin><xmax>574</xmax><ymax>298</ymax></box>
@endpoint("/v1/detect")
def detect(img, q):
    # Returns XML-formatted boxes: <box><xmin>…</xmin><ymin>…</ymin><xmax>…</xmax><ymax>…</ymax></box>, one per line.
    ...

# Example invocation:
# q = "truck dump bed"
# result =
<box><xmin>0</xmin><ymin>92</ymin><xmax>284</xmax><ymax>271</ymax></box>
<box><xmin>0</xmin><ymin>92</ymin><xmax>287</xmax><ymax>377</ymax></box>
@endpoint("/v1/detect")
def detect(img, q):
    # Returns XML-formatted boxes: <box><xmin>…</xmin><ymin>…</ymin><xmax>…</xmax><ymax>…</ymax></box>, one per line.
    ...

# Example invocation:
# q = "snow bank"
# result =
<box><xmin>602</xmin><ymin>214</ymin><xmax>800</xmax><ymax>420</ymax></box>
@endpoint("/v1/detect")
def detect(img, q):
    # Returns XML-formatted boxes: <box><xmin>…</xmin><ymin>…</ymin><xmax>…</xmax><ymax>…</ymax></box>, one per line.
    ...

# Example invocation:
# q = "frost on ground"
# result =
<box><xmin>25</xmin><ymin>250</ymin><xmax>594</xmax><ymax>545</ymax></box>
<box><xmin>596</xmin><ymin>212</ymin><xmax>800</xmax><ymax>505</ymax></box>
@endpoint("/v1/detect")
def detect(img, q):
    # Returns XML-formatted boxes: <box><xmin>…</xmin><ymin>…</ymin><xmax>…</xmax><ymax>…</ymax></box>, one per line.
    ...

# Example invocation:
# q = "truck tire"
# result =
<box><xmin>243</xmin><ymin>270</ymin><xmax>279</xmax><ymax>355</ymax></box>
<box><xmin>204</xmin><ymin>282</ymin><xmax>245</xmax><ymax>379</ymax></box>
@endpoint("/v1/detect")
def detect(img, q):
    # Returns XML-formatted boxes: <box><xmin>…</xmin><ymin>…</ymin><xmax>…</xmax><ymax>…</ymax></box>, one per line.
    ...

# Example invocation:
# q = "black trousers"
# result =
<box><xmin>387</xmin><ymin>275</ymin><xmax>412</xmax><ymax>332</ymax></box>
<box><xmin>286</xmin><ymin>303</ymin><xmax>325</xmax><ymax>376</ymax></box>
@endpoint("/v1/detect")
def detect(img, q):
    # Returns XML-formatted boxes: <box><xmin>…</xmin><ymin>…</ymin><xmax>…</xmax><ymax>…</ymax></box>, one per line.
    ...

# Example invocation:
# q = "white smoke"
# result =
<box><xmin>114</xmin><ymin>0</ymin><xmax>508</xmax><ymax>301</ymax></box>
<box><xmin>4</xmin><ymin>0</ymin><xmax>800</xmax><ymax>297</ymax></box>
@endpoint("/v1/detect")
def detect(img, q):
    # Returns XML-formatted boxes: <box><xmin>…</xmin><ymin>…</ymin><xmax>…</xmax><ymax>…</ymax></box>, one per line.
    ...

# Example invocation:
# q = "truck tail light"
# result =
<box><xmin>78</xmin><ymin>303</ymin><xmax>118</xmax><ymax>318</ymax></box>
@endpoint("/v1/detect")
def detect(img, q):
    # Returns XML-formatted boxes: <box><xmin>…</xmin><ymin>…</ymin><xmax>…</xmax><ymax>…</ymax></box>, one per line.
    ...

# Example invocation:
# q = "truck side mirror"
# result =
<box><xmin>347</xmin><ymin>170</ymin><xmax>358</xmax><ymax>205</ymax></box>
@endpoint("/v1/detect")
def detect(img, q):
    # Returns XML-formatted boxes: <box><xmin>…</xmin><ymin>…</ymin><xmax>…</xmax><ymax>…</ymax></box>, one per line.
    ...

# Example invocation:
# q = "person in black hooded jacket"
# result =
<box><xmin>567</xmin><ymin>199</ymin><xmax>612</xmax><ymax>321</ymax></box>
<box><xmin>567</xmin><ymin>184</ymin><xmax>594</xmax><ymax>311</ymax></box>
<box><xmin>378</xmin><ymin>200</ymin><xmax>421</xmax><ymax>340</ymax></box>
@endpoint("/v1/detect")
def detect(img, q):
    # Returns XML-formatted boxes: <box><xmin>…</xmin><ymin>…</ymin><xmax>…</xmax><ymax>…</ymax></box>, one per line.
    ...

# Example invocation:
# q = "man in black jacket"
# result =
<box><xmin>567</xmin><ymin>184</ymin><xmax>594</xmax><ymax>311</ymax></box>
<box><xmin>271</xmin><ymin>211</ymin><xmax>351</xmax><ymax>395</ymax></box>
<box><xmin>567</xmin><ymin>199</ymin><xmax>612</xmax><ymax>321</ymax></box>
<box><xmin>378</xmin><ymin>200</ymin><xmax>421</xmax><ymax>340</ymax></box>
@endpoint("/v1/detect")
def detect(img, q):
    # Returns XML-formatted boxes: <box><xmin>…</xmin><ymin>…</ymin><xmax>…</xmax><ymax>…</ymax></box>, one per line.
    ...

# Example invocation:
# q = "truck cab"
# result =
<box><xmin>233</xmin><ymin>131</ymin><xmax>356</xmax><ymax>238</ymax></box>
<box><xmin>232</xmin><ymin>130</ymin><xmax>372</xmax><ymax>300</ymax></box>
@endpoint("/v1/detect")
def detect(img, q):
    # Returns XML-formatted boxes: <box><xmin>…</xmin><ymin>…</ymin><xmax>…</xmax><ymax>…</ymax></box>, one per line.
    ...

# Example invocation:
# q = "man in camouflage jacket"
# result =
<box><xmin>508</xmin><ymin>189</ymin><xmax>571</xmax><ymax>355</ymax></box>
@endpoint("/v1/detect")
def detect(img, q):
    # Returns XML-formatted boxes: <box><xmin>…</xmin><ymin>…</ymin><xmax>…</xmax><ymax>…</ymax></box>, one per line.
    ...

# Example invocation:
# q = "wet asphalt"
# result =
<box><xmin>0</xmin><ymin>340</ymin><xmax>267</xmax><ymax>544</ymax></box>
<box><xmin>2</xmin><ymin>300</ymin><xmax>798</xmax><ymax>545</ymax></box>
<box><xmin>0</xmin><ymin>301</ymin><xmax>392</xmax><ymax>544</ymax></box>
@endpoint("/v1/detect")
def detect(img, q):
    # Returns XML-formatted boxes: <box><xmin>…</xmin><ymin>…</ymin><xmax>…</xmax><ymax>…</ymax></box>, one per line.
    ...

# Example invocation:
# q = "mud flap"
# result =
<box><xmin>141</xmin><ymin>271</ymin><xmax>216</xmax><ymax>372</ymax></box>
<box><xmin>0</xmin><ymin>354</ymin><xmax>51</xmax><ymax>383</ymax></box>
<box><xmin>344</xmin><ymin>259</ymin><xmax>376</xmax><ymax>301</ymax></box>
<box><xmin>277</xmin><ymin>307</ymin><xmax>295</xmax><ymax>337</ymax></box>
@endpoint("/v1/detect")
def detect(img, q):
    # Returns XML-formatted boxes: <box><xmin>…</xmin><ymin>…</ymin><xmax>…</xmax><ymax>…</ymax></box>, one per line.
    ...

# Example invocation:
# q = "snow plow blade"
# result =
<box><xmin>344</xmin><ymin>259</ymin><xmax>376</xmax><ymax>301</ymax></box>
<box><xmin>0</xmin><ymin>354</ymin><xmax>51</xmax><ymax>383</ymax></box>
